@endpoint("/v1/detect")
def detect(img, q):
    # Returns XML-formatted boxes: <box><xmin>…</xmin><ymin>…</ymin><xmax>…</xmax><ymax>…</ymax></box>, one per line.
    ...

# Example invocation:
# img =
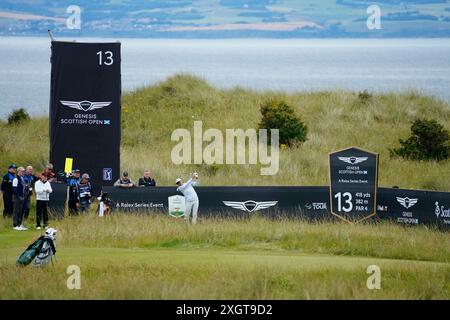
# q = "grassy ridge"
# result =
<box><xmin>1</xmin><ymin>73</ymin><xmax>450</xmax><ymax>190</ymax></box>
<box><xmin>1</xmin><ymin>74</ymin><xmax>450</xmax><ymax>299</ymax></box>
<box><xmin>0</xmin><ymin>214</ymin><xmax>449</xmax><ymax>299</ymax></box>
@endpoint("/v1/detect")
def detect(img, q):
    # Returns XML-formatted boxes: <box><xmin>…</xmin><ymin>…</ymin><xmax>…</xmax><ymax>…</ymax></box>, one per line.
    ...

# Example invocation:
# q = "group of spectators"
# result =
<box><xmin>1</xmin><ymin>163</ymin><xmax>94</xmax><ymax>231</ymax></box>
<box><xmin>1</xmin><ymin>164</ymin><xmax>158</xmax><ymax>230</ymax></box>
<box><xmin>66</xmin><ymin>170</ymin><xmax>93</xmax><ymax>215</ymax></box>
<box><xmin>1</xmin><ymin>164</ymin><xmax>56</xmax><ymax>231</ymax></box>
<box><xmin>113</xmin><ymin>170</ymin><xmax>156</xmax><ymax>188</ymax></box>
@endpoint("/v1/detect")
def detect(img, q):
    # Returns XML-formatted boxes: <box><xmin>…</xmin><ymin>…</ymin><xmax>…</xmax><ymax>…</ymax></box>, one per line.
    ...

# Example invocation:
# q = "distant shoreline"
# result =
<box><xmin>2</xmin><ymin>34</ymin><xmax>450</xmax><ymax>41</ymax></box>
<box><xmin>2</xmin><ymin>38</ymin><xmax>450</xmax><ymax>117</ymax></box>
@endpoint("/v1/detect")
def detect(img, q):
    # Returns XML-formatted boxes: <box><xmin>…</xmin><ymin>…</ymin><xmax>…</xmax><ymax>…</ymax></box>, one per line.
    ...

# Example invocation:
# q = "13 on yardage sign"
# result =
<box><xmin>329</xmin><ymin>147</ymin><xmax>379</xmax><ymax>223</ymax></box>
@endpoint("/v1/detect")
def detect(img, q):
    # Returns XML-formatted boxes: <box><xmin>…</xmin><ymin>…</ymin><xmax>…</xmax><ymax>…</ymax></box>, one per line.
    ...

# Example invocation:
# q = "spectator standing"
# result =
<box><xmin>23</xmin><ymin>165</ymin><xmax>39</xmax><ymax>220</ymax></box>
<box><xmin>77</xmin><ymin>173</ymin><xmax>92</xmax><ymax>213</ymax></box>
<box><xmin>34</xmin><ymin>174</ymin><xmax>52</xmax><ymax>229</ymax></box>
<box><xmin>114</xmin><ymin>171</ymin><xmax>135</xmax><ymax>188</ymax></box>
<box><xmin>138</xmin><ymin>170</ymin><xmax>156</xmax><ymax>187</ymax></box>
<box><xmin>42</xmin><ymin>163</ymin><xmax>56</xmax><ymax>183</ymax></box>
<box><xmin>67</xmin><ymin>169</ymin><xmax>81</xmax><ymax>215</ymax></box>
<box><xmin>12</xmin><ymin>167</ymin><xmax>27</xmax><ymax>230</ymax></box>
<box><xmin>1</xmin><ymin>164</ymin><xmax>17</xmax><ymax>218</ymax></box>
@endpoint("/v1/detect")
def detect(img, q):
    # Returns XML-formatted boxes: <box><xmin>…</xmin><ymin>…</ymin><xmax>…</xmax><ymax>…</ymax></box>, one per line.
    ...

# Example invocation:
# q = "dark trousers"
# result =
<box><xmin>36</xmin><ymin>200</ymin><xmax>49</xmax><ymax>227</ymax></box>
<box><xmin>79</xmin><ymin>203</ymin><xmax>90</xmax><ymax>213</ymax></box>
<box><xmin>2</xmin><ymin>191</ymin><xmax>13</xmax><ymax>218</ymax></box>
<box><xmin>23</xmin><ymin>196</ymin><xmax>31</xmax><ymax>219</ymax></box>
<box><xmin>68</xmin><ymin>199</ymin><xmax>78</xmax><ymax>215</ymax></box>
<box><xmin>12</xmin><ymin>195</ymin><xmax>25</xmax><ymax>227</ymax></box>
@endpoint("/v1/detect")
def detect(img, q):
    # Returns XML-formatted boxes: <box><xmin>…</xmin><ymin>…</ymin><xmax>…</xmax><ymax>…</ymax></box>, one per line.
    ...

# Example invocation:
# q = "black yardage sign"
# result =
<box><xmin>329</xmin><ymin>147</ymin><xmax>379</xmax><ymax>223</ymax></box>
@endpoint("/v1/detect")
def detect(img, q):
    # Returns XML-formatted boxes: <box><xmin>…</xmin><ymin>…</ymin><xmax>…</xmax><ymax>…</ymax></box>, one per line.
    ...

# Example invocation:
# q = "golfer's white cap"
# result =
<box><xmin>175</xmin><ymin>178</ymin><xmax>182</xmax><ymax>184</ymax></box>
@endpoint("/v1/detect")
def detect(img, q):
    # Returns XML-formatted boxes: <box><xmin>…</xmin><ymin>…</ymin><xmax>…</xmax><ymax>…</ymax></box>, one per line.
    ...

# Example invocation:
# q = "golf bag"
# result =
<box><xmin>33</xmin><ymin>236</ymin><xmax>56</xmax><ymax>267</ymax></box>
<box><xmin>16</xmin><ymin>228</ymin><xmax>57</xmax><ymax>267</ymax></box>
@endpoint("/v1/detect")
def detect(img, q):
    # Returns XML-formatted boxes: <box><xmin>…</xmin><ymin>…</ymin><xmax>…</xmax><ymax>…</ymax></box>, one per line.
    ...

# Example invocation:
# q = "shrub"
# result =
<box><xmin>391</xmin><ymin>119</ymin><xmax>450</xmax><ymax>161</ymax></box>
<box><xmin>258</xmin><ymin>99</ymin><xmax>308</xmax><ymax>146</ymax></box>
<box><xmin>358</xmin><ymin>90</ymin><xmax>372</xmax><ymax>104</ymax></box>
<box><xmin>7</xmin><ymin>108</ymin><xmax>30</xmax><ymax>125</ymax></box>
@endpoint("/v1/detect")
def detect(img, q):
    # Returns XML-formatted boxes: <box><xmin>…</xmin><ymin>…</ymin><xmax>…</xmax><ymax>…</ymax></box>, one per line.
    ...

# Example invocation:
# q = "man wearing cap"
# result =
<box><xmin>77</xmin><ymin>173</ymin><xmax>92</xmax><ymax>213</ymax></box>
<box><xmin>12</xmin><ymin>167</ymin><xmax>27</xmax><ymax>230</ymax></box>
<box><xmin>114</xmin><ymin>171</ymin><xmax>136</xmax><ymax>188</ymax></box>
<box><xmin>176</xmin><ymin>172</ymin><xmax>200</xmax><ymax>224</ymax></box>
<box><xmin>67</xmin><ymin>169</ymin><xmax>81</xmax><ymax>215</ymax></box>
<box><xmin>1</xmin><ymin>164</ymin><xmax>17</xmax><ymax>218</ymax></box>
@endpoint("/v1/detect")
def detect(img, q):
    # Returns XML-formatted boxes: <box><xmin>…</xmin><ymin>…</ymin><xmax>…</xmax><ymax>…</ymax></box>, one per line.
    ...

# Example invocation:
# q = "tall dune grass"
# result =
<box><xmin>0</xmin><ymin>214</ymin><xmax>449</xmax><ymax>299</ymax></box>
<box><xmin>1</xmin><ymin>213</ymin><xmax>449</xmax><ymax>262</ymax></box>
<box><xmin>1</xmin><ymin>73</ymin><xmax>449</xmax><ymax>190</ymax></box>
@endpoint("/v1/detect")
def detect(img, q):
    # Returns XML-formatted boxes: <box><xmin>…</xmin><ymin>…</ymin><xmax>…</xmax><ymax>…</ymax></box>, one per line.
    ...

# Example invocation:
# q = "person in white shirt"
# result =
<box><xmin>176</xmin><ymin>172</ymin><xmax>199</xmax><ymax>224</ymax></box>
<box><xmin>34</xmin><ymin>174</ymin><xmax>52</xmax><ymax>229</ymax></box>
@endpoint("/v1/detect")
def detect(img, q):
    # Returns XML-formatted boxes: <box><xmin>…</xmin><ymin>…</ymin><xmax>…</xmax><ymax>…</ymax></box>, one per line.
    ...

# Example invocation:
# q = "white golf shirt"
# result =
<box><xmin>35</xmin><ymin>180</ymin><xmax>53</xmax><ymax>201</ymax></box>
<box><xmin>177</xmin><ymin>178</ymin><xmax>199</xmax><ymax>202</ymax></box>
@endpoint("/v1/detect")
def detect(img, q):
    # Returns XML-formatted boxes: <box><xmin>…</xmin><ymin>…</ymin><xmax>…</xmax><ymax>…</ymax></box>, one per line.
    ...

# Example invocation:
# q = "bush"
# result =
<box><xmin>391</xmin><ymin>119</ymin><xmax>450</xmax><ymax>161</ymax></box>
<box><xmin>7</xmin><ymin>108</ymin><xmax>30</xmax><ymax>125</ymax></box>
<box><xmin>258</xmin><ymin>99</ymin><xmax>308</xmax><ymax>146</ymax></box>
<box><xmin>358</xmin><ymin>90</ymin><xmax>372</xmax><ymax>104</ymax></box>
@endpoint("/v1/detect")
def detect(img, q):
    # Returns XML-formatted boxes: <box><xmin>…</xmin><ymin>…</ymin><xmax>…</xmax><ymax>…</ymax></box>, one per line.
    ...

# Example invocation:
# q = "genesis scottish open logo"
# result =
<box><xmin>396</xmin><ymin>197</ymin><xmax>418</xmax><ymax>209</ymax></box>
<box><xmin>222</xmin><ymin>200</ymin><xmax>278</xmax><ymax>212</ymax></box>
<box><xmin>60</xmin><ymin>100</ymin><xmax>112</xmax><ymax>112</ymax></box>
<box><xmin>338</xmin><ymin>156</ymin><xmax>368</xmax><ymax>164</ymax></box>
<box><xmin>59</xmin><ymin>100</ymin><xmax>112</xmax><ymax>125</ymax></box>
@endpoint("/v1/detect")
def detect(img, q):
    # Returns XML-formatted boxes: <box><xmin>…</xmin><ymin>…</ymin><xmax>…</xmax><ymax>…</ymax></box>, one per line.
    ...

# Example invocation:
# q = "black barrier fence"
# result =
<box><xmin>105</xmin><ymin>186</ymin><xmax>331</xmax><ymax>220</ymax></box>
<box><xmin>48</xmin><ymin>185</ymin><xmax>450</xmax><ymax>229</ymax></box>
<box><xmin>48</xmin><ymin>183</ymin><xmax>67</xmax><ymax>219</ymax></box>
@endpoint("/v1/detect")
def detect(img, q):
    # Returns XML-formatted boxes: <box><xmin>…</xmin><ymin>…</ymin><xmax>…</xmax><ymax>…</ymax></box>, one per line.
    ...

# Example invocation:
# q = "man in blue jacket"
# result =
<box><xmin>67</xmin><ymin>169</ymin><xmax>81</xmax><ymax>215</ymax></box>
<box><xmin>23</xmin><ymin>165</ymin><xmax>39</xmax><ymax>221</ymax></box>
<box><xmin>1</xmin><ymin>164</ymin><xmax>17</xmax><ymax>218</ymax></box>
<box><xmin>12</xmin><ymin>167</ymin><xmax>27</xmax><ymax>230</ymax></box>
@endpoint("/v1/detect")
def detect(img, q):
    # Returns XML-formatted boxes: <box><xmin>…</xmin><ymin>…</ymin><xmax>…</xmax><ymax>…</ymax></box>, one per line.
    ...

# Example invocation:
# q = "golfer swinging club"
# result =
<box><xmin>176</xmin><ymin>172</ymin><xmax>199</xmax><ymax>224</ymax></box>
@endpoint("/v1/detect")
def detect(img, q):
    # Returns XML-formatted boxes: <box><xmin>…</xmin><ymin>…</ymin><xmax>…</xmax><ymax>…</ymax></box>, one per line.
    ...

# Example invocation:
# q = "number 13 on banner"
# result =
<box><xmin>96</xmin><ymin>51</ymin><xmax>113</xmax><ymax>66</ymax></box>
<box><xmin>334</xmin><ymin>192</ymin><xmax>353</xmax><ymax>212</ymax></box>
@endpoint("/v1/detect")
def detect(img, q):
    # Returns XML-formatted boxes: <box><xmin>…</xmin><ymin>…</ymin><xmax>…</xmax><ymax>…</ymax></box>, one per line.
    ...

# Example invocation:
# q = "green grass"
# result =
<box><xmin>0</xmin><ymin>214</ymin><xmax>449</xmax><ymax>299</ymax></box>
<box><xmin>1</xmin><ymin>73</ymin><xmax>449</xmax><ymax>190</ymax></box>
<box><xmin>1</xmin><ymin>74</ymin><xmax>450</xmax><ymax>299</ymax></box>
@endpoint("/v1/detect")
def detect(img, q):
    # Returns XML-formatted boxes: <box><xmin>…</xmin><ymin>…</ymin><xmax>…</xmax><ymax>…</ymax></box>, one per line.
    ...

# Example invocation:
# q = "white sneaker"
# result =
<box><xmin>36</xmin><ymin>226</ymin><xmax>41</xmax><ymax>230</ymax></box>
<box><xmin>13</xmin><ymin>226</ymin><xmax>21</xmax><ymax>231</ymax></box>
<box><xmin>19</xmin><ymin>225</ymin><xmax>28</xmax><ymax>231</ymax></box>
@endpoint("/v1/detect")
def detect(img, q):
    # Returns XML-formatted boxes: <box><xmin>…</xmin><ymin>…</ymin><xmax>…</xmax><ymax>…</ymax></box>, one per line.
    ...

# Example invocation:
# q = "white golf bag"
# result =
<box><xmin>33</xmin><ymin>228</ymin><xmax>57</xmax><ymax>267</ymax></box>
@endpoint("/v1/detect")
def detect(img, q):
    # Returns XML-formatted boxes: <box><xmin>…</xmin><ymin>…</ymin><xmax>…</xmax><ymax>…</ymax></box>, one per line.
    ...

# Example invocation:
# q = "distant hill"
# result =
<box><xmin>0</xmin><ymin>0</ymin><xmax>449</xmax><ymax>38</ymax></box>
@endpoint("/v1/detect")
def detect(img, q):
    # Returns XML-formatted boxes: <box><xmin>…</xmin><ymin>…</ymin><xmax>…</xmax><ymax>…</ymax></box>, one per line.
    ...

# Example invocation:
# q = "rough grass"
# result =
<box><xmin>1</xmin><ymin>73</ymin><xmax>449</xmax><ymax>190</ymax></box>
<box><xmin>1</xmin><ymin>74</ymin><xmax>450</xmax><ymax>299</ymax></box>
<box><xmin>0</xmin><ymin>214</ymin><xmax>449</xmax><ymax>299</ymax></box>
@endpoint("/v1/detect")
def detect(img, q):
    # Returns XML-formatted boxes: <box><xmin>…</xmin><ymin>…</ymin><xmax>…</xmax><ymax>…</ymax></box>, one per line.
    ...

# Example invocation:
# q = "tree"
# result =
<box><xmin>391</xmin><ymin>119</ymin><xmax>450</xmax><ymax>161</ymax></box>
<box><xmin>258</xmin><ymin>99</ymin><xmax>308</xmax><ymax>146</ymax></box>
